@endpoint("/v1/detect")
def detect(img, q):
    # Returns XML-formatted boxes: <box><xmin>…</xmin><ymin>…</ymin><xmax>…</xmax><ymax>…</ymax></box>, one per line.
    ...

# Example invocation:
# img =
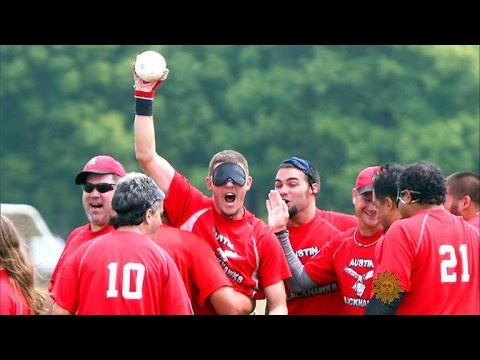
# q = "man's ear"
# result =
<box><xmin>245</xmin><ymin>176</ymin><xmax>253</xmax><ymax>191</ymax></box>
<box><xmin>145</xmin><ymin>208</ymin><xmax>153</xmax><ymax>224</ymax></box>
<box><xmin>462</xmin><ymin>195</ymin><xmax>472</xmax><ymax>210</ymax></box>
<box><xmin>205</xmin><ymin>176</ymin><xmax>213</xmax><ymax>191</ymax></box>
<box><xmin>385</xmin><ymin>197</ymin><xmax>394</xmax><ymax>210</ymax></box>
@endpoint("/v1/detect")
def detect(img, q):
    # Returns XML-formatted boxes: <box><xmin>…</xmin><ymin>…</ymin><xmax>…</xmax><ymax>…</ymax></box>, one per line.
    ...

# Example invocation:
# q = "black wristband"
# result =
<box><xmin>135</xmin><ymin>98</ymin><xmax>153</xmax><ymax>116</ymax></box>
<box><xmin>274</xmin><ymin>229</ymin><xmax>289</xmax><ymax>236</ymax></box>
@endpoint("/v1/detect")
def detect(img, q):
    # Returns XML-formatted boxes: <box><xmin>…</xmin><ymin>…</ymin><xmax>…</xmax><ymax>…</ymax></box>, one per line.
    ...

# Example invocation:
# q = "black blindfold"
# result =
<box><xmin>212</xmin><ymin>163</ymin><xmax>246</xmax><ymax>186</ymax></box>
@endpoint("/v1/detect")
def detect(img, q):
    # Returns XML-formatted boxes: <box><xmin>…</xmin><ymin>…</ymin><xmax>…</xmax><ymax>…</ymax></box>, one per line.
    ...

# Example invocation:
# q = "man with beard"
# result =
<box><xmin>268</xmin><ymin>165</ymin><xmax>384</xmax><ymax>314</ymax></box>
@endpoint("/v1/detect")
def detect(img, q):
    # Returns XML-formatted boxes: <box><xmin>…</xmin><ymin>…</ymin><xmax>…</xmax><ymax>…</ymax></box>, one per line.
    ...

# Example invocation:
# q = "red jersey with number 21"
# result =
<box><xmin>374</xmin><ymin>208</ymin><xmax>479</xmax><ymax>315</ymax></box>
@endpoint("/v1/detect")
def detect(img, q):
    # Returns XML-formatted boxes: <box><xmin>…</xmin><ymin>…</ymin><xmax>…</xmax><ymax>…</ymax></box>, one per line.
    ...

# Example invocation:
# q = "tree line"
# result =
<box><xmin>1</xmin><ymin>45</ymin><xmax>478</xmax><ymax>238</ymax></box>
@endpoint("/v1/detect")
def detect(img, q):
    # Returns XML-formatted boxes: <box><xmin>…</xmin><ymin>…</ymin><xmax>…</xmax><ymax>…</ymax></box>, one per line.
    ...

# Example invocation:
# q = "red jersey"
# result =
<box><xmin>467</xmin><ymin>212</ymin><xmax>479</xmax><ymax>229</ymax></box>
<box><xmin>318</xmin><ymin>209</ymin><xmax>358</xmax><ymax>232</ymax></box>
<box><xmin>165</xmin><ymin>171</ymin><xmax>291</xmax><ymax>299</ymax></box>
<box><xmin>153</xmin><ymin>225</ymin><xmax>232</xmax><ymax>314</ymax></box>
<box><xmin>374</xmin><ymin>208</ymin><xmax>480</xmax><ymax>315</ymax></box>
<box><xmin>286</xmin><ymin>210</ymin><xmax>344</xmax><ymax>314</ymax></box>
<box><xmin>304</xmin><ymin>227</ymin><xmax>384</xmax><ymax>315</ymax></box>
<box><xmin>53</xmin><ymin>230</ymin><xmax>193</xmax><ymax>315</ymax></box>
<box><xmin>49</xmin><ymin>224</ymin><xmax>115</xmax><ymax>295</ymax></box>
<box><xmin>0</xmin><ymin>269</ymin><xmax>32</xmax><ymax>315</ymax></box>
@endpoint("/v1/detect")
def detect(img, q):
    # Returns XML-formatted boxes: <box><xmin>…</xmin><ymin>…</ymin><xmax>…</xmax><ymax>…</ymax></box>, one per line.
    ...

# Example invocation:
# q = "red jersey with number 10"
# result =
<box><xmin>53</xmin><ymin>230</ymin><xmax>193</xmax><ymax>315</ymax></box>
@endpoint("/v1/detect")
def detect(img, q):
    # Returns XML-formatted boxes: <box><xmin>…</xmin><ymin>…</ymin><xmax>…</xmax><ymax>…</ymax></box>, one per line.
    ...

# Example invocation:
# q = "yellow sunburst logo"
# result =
<box><xmin>372</xmin><ymin>271</ymin><xmax>402</xmax><ymax>304</ymax></box>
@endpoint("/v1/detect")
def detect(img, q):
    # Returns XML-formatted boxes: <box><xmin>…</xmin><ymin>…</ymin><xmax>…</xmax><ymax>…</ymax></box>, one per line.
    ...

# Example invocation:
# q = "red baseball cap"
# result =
<box><xmin>355</xmin><ymin>166</ymin><xmax>381</xmax><ymax>194</ymax></box>
<box><xmin>75</xmin><ymin>155</ymin><xmax>126</xmax><ymax>185</ymax></box>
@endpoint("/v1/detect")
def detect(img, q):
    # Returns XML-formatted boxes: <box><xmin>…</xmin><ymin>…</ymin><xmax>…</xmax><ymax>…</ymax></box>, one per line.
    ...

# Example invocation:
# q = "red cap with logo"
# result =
<box><xmin>75</xmin><ymin>155</ymin><xmax>126</xmax><ymax>185</ymax></box>
<box><xmin>355</xmin><ymin>166</ymin><xmax>381</xmax><ymax>194</ymax></box>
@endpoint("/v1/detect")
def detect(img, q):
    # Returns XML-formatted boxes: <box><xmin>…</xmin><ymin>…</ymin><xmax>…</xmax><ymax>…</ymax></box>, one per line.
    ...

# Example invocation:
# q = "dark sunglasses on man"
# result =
<box><xmin>83</xmin><ymin>182</ymin><xmax>116</xmax><ymax>193</ymax></box>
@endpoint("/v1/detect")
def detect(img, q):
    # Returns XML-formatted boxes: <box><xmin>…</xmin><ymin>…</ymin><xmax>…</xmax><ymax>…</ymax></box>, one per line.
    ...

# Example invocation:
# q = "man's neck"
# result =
<box><xmin>117</xmin><ymin>225</ymin><xmax>143</xmax><ymax>234</ymax></box>
<box><xmin>288</xmin><ymin>204</ymin><xmax>316</xmax><ymax>227</ymax></box>
<box><xmin>464</xmin><ymin>207</ymin><xmax>480</xmax><ymax>221</ymax></box>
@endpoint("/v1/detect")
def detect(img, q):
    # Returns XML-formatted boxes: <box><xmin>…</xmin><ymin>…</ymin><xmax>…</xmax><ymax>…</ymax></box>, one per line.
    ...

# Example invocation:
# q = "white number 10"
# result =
<box><xmin>106</xmin><ymin>262</ymin><xmax>145</xmax><ymax>299</ymax></box>
<box><xmin>439</xmin><ymin>244</ymin><xmax>470</xmax><ymax>283</ymax></box>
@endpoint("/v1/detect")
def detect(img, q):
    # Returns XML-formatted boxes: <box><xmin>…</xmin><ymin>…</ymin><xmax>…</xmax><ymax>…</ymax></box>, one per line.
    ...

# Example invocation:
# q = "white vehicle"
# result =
<box><xmin>1</xmin><ymin>203</ymin><xmax>64</xmax><ymax>286</ymax></box>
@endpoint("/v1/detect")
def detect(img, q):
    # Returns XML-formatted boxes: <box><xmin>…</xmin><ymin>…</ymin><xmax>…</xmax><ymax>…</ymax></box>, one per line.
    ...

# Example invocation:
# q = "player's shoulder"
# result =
<box><xmin>337</xmin><ymin>226</ymin><xmax>355</xmax><ymax>238</ymax></box>
<box><xmin>149</xmin><ymin>237</ymin><xmax>180</xmax><ymax>260</ymax></box>
<box><xmin>156</xmin><ymin>224</ymin><xmax>182</xmax><ymax>237</ymax></box>
<box><xmin>329</xmin><ymin>228</ymin><xmax>355</xmax><ymax>251</ymax></box>
<box><xmin>179</xmin><ymin>228</ymin><xmax>204</xmax><ymax>241</ymax></box>
<box><xmin>248</xmin><ymin>214</ymin><xmax>274</xmax><ymax>235</ymax></box>
<box><xmin>0</xmin><ymin>270</ymin><xmax>15</xmax><ymax>292</ymax></box>
<box><xmin>65</xmin><ymin>223</ymin><xmax>89</xmax><ymax>241</ymax></box>
<box><xmin>243</xmin><ymin>208</ymin><xmax>266</xmax><ymax>226</ymax></box>
<box><xmin>462</xmin><ymin>218</ymin><xmax>480</xmax><ymax>237</ymax></box>
<box><xmin>70</xmin><ymin>223</ymin><xmax>89</xmax><ymax>233</ymax></box>
<box><xmin>75</xmin><ymin>231</ymin><xmax>115</xmax><ymax>255</ymax></box>
<box><xmin>315</xmin><ymin>216</ymin><xmax>345</xmax><ymax>234</ymax></box>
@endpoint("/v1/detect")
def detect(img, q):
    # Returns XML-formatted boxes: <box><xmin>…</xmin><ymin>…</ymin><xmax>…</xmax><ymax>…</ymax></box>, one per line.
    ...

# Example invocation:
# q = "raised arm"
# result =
<box><xmin>132</xmin><ymin>55</ymin><xmax>175</xmax><ymax>194</ymax></box>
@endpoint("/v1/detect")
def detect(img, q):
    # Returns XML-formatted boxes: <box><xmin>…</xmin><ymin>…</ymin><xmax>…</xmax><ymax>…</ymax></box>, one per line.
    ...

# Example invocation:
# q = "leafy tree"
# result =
<box><xmin>1</xmin><ymin>45</ymin><xmax>478</xmax><ymax>237</ymax></box>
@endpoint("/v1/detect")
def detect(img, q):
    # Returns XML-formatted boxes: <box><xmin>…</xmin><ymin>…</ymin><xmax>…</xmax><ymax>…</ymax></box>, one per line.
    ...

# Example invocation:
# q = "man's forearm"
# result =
<box><xmin>276</xmin><ymin>230</ymin><xmax>319</xmax><ymax>292</ymax></box>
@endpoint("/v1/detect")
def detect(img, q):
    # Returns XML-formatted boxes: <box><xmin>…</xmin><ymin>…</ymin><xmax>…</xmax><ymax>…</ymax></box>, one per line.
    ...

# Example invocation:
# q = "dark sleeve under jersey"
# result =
<box><xmin>364</xmin><ymin>292</ymin><xmax>404</xmax><ymax>315</ymax></box>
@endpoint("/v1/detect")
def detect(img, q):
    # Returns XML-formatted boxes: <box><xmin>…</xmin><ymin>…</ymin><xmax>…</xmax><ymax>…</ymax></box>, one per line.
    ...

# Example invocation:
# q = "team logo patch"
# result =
<box><xmin>371</xmin><ymin>271</ymin><xmax>402</xmax><ymax>304</ymax></box>
<box><xmin>87</xmin><ymin>157</ymin><xmax>97</xmax><ymax>167</ymax></box>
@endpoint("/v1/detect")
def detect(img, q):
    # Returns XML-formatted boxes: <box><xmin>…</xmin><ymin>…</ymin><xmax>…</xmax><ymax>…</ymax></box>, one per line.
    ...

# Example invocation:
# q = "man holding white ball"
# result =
<box><xmin>132</xmin><ymin>51</ymin><xmax>291</xmax><ymax>315</ymax></box>
<box><xmin>134</xmin><ymin>51</ymin><xmax>168</xmax><ymax>83</ymax></box>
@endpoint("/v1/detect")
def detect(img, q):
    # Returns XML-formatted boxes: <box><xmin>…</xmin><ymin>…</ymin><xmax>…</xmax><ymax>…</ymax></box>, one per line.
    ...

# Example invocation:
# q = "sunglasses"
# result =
<box><xmin>212</xmin><ymin>163</ymin><xmax>246</xmax><ymax>186</ymax></box>
<box><xmin>396</xmin><ymin>189</ymin><xmax>421</xmax><ymax>207</ymax></box>
<box><xmin>83</xmin><ymin>182</ymin><xmax>116</xmax><ymax>194</ymax></box>
<box><xmin>282</xmin><ymin>157</ymin><xmax>315</xmax><ymax>182</ymax></box>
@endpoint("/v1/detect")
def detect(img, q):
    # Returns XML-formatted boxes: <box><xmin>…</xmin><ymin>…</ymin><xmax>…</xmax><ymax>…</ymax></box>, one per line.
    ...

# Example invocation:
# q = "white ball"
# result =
<box><xmin>135</xmin><ymin>50</ymin><xmax>167</xmax><ymax>82</ymax></box>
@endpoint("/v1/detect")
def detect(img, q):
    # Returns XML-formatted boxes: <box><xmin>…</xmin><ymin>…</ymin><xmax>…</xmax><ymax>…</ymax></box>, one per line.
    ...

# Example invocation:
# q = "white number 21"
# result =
<box><xmin>439</xmin><ymin>244</ymin><xmax>470</xmax><ymax>283</ymax></box>
<box><xmin>106</xmin><ymin>262</ymin><xmax>145</xmax><ymax>299</ymax></box>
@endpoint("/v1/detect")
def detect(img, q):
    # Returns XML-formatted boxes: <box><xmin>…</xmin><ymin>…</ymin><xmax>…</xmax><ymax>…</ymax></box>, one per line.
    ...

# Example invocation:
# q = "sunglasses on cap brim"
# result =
<box><xmin>211</xmin><ymin>163</ymin><xmax>246</xmax><ymax>186</ymax></box>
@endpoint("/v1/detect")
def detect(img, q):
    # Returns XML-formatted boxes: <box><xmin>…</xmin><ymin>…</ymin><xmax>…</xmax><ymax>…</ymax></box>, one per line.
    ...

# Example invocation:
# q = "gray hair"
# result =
<box><xmin>110</xmin><ymin>172</ymin><xmax>165</xmax><ymax>228</ymax></box>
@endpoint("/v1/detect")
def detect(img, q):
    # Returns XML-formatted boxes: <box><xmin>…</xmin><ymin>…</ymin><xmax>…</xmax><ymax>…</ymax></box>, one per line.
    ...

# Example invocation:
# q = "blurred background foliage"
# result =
<box><xmin>1</xmin><ymin>45</ymin><xmax>478</xmax><ymax>239</ymax></box>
